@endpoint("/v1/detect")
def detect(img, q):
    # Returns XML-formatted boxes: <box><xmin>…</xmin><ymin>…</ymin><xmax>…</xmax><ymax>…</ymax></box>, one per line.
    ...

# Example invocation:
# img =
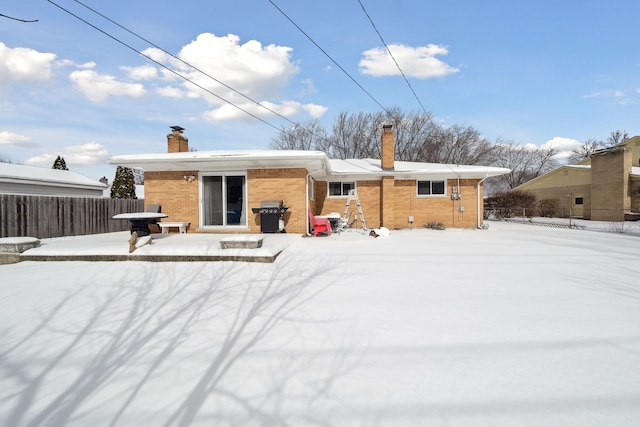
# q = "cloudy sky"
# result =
<box><xmin>1</xmin><ymin>0</ymin><xmax>639</xmax><ymax>181</ymax></box>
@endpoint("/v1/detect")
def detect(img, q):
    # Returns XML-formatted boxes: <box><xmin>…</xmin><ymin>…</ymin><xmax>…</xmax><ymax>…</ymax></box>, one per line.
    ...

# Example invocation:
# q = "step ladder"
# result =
<box><xmin>341</xmin><ymin>189</ymin><xmax>368</xmax><ymax>231</ymax></box>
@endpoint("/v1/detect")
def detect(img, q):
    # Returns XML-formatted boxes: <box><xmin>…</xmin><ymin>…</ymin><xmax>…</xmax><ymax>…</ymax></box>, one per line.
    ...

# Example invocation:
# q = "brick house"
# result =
<box><xmin>108</xmin><ymin>125</ymin><xmax>510</xmax><ymax>234</ymax></box>
<box><xmin>515</xmin><ymin>136</ymin><xmax>640</xmax><ymax>221</ymax></box>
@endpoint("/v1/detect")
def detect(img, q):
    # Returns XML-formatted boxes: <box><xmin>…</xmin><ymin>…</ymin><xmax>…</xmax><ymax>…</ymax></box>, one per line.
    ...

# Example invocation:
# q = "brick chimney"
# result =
<box><xmin>381</xmin><ymin>124</ymin><xmax>394</xmax><ymax>170</ymax></box>
<box><xmin>167</xmin><ymin>126</ymin><xmax>189</xmax><ymax>153</ymax></box>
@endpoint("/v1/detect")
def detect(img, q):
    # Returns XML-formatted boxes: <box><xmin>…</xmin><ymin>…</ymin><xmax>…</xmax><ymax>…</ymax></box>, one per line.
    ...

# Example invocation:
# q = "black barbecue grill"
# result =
<box><xmin>252</xmin><ymin>200</ymin><xmax>288</xmax><ymax>233</ymax></box>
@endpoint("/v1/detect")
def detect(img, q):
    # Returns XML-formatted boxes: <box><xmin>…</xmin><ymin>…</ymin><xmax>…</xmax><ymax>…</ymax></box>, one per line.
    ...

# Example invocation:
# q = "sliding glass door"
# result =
<box><xmin>200</xmin><ymin>174</ymin><xmax>246</xmax><ymax>227</ymax></box>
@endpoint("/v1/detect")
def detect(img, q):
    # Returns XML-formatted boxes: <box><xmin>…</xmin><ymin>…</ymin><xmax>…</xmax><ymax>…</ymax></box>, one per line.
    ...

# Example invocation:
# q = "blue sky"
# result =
<box><xmin>1</xmin><ymin>0</ymin><xmax>639</xmax><ymax>182</ymax></box>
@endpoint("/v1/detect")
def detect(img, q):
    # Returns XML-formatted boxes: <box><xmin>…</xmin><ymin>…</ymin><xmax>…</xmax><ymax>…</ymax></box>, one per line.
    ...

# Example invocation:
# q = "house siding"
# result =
<box><xmin>144</xmin><ymin>170</ymin><xmax>199</xmax><ymax>231</ymax></box>
<box><xmin>516</xmin><ymin>137</ymin><xmax>640</xmax><ymax>221</ymax></box>
<box><xmin>314</xmin><ymin>177</ymin><xmax>481</xmax><ymax>230</ymax></box>
<box><xmin>247</xmin><ymin>168</ymin><xmax>308</xmax><ymax>234</ymax></box>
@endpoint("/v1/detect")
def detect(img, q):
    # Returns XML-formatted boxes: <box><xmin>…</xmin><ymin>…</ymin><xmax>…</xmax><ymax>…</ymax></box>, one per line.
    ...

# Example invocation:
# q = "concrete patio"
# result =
<box><xmin>13</xmin><ymin>231</ymin><xmax>303</xmax><ymax>263</ymax></box>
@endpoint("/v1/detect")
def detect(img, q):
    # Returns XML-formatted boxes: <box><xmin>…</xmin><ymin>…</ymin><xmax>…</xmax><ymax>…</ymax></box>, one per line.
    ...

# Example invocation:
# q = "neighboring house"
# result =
<box><xmin>515</xmin><ymin>136</ymin><xmax>640</xmax><ymax>221</ymax></box>
<box><xmin>0</xmin><ymin>162</ymin><xmax>107</xmax><ymax>197</ymax></box>
<box><xmin>108</xmin><ymin>126</ymin><xmax>510</xmax><ymax>234</ymax></box>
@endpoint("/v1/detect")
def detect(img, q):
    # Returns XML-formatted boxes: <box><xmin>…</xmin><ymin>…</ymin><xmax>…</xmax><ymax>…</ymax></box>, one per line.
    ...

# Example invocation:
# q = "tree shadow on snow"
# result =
<box><xmin>0</xmin><ymin>254</ymin><xmax>360</xmax><ymax>427</ymax></box>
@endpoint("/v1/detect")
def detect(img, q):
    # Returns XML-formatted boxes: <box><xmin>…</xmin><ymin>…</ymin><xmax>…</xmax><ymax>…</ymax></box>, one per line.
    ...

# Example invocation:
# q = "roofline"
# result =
<box><xmin>0</xmin><ymin>177</ymin><xmax>107</xmax><ymax>190</ymax></box>
<box><xmin>514</xmin><ymin>164</ymin><xmax>591</xmax><ymax>190</ymax></box>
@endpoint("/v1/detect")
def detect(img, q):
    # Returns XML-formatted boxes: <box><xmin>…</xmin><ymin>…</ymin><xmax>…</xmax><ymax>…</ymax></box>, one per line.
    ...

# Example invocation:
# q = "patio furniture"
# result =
<box><xmin>158</xmin><ymin>222</ymin><xmax>190</xmax><ymax>234</ymax></box>
<box><xmin>146</xmin><ymin>204</ymin><xmax>162</xmax><ymax>232</ymax></box>
<box><xmin>315</xmin><ymin>212</ymin><xmax>341</xmax><ymax>232</ymax></box>
<box><xmin>308</xmin><ymin>209</ymin><xmax>332</xmax><ymax>236</ymax></box>
<box><xmin>113</xmin><ymin>212</ymin><xmax>168</xmax><ymax>237</ymax></box>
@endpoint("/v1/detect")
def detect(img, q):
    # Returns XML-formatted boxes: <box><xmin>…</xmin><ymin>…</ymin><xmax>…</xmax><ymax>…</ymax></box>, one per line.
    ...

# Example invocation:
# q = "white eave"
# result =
<box><xmin>108</xmin><ymin>150</ymin><xmax>331</xmax><ymax>173</ymax></box>
<box><xmin>108</xmin><ymin>150</ymin><xmax>511</xmax><ymax>180</ymax></box>
<box><xmin>320</xmin><ymin>159</ymin><xmax>511</xmax><ymax>180</ymax></box>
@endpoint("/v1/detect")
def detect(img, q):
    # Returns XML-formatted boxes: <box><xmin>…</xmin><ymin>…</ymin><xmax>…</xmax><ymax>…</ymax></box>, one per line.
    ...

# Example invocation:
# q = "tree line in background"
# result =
<box><xmin>270</xmin><ymin>108</ymin><xmax>629</xmax><ymax>194</ymax></box>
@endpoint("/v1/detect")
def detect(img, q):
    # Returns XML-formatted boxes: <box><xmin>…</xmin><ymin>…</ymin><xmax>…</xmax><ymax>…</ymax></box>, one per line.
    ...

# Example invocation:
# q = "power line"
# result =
<box><xmin>356</xmin><ymin>0</ymin><xmax>428</xmax><ymax>115</ymax></box>
<box><xmin>46</xmin><ymin>0</ymin><xmax>314</xmax><ymax>137</ymax></box>
<box><xmin>268</xmin><ymin>0</ymin><xmax>391</xmax><ymax>115</ymax></box>
<box><xmin>0</xmin><ymin>12</ymin><xmax>38</xmax><ymax>22</ymax></box>
<box><xmin>71</xmin><ymin>0</ymin><xmax>305</xmax><ymax>131</ymax></box>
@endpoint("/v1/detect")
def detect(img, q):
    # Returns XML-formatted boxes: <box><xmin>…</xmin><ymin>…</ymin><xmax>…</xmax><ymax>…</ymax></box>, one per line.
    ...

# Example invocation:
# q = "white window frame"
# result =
<box><xmin>327</xmin><ymin>181</ymin><xmax>356</xmax><ymax>197</ymax></box>
<box><xmin>198</xmin><ymin>171</ymin><xmax>248</xmax><ymax>229</ymax></box>
<box><xmin>416</xmin><ymin>179</ymin><xmax>447</xmax><ymax>197</ymax></box>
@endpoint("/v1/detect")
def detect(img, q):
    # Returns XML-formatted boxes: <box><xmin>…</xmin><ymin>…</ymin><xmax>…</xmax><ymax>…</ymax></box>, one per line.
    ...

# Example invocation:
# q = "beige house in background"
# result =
<box><xmin>515</xmin><ymin>136</ymin><xmax>640</xmax><ymax>221</ymax></box>
<box><xmin>109</xmin><ymin>126</ymin><xmax>510</xmax><ymax>234</ymax></box>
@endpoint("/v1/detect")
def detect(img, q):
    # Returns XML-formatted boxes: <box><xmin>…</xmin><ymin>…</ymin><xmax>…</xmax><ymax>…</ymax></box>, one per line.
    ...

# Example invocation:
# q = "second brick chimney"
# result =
<box><xmin>167</xmin><ymin>126</ymin><xmax>189</xmax><ymax>153</ymax></box>
<box><xmin>381</xmin><ymin>124</ymin><xmax>394</xmax><ymax>170</ymax></box>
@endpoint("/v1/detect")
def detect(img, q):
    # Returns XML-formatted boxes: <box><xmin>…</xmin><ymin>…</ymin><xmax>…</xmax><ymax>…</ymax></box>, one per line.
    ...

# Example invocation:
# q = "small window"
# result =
<box><xmin>574</xmin><ymin>197</ymin><xmax>584</xmax><ymax>205</ymax></box>
<box><xmin>328</xmin><ymin>181</ymin><xmax>355</xmax><ymax>197</ymax></box>
<box><xmin>417</xmin><ymin>180</ymin><xmax>446</xmax><ymax>196</ymax></box>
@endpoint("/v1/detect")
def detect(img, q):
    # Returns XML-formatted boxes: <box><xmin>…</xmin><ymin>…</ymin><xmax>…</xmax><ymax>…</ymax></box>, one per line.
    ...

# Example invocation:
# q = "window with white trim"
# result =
<box><xmin>417</xmin><ymin>180</ymin><xmax>446</xmax><ymax>196</ymax></box>
<box><xmin>328</xmin><ymin>181</ymin><xmax>355</xmax><ymax>197</ymax></box>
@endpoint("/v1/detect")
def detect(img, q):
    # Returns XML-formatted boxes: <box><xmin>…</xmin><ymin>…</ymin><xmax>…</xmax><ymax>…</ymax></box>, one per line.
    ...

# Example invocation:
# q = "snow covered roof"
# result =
<box><xmin>108</xmin><ymin>150</ymin><xmax>330</xmax><ymax>172</ymax></box>
<box><xmin>325</xmin><ymin>158</ymin><xmax>511</xmax><ymax>179</ymax></box>
<box><xmin>0</xmin><ymin>162</ymin><xmax>107</xmax><ymax>191</ymax></box>
<box><xmin>109</xmin><ymin>150</ymin><xmax>510</xmax><ymax>179</ymax></box>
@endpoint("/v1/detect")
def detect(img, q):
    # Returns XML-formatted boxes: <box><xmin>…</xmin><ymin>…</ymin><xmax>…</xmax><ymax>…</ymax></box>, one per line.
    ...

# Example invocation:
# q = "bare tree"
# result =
<box><xmin>567</xmin><ymin>138</ymin><xmax>603</xmax><ymax>164</ymax></box>
<box><xmin>605</xmin><ymin>129</ymin><xmax>629</xmax><ymax>147</ymax></box>
<box><xmin>489</xmin><ymin>140</ymin><xmax>559</xmax><ymax>192</ymax></box>
<box><xmin>269</xmin><ymin>119</ymin><xmax>328</xmax><ymax>150</ymax></box>
<box><xmin>567</xmin><ymin>130</ymin><xmax>630</xmax><ymax>164</ymax></box>
<box><xmin>271</xmin><ymin>108</ymin><xmax>500</xmax><ymax>167</ymax></box>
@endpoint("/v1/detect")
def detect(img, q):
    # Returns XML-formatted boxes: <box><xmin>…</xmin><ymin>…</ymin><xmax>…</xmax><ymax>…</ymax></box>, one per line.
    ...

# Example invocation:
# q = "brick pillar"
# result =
<box><xmin>167</xmin><ymin>126</ymin><xmax>189</xmax><ymax>153</ymax></box>
<box><xmin>380</xmin><ymin>124</ymin><xmax>396</xmax><ymax>228</ymax></box>
<box><xmin>590</xmin><ymin>146</ymin><xmax>631</xmax><ymax>221</ymax></box>
<box><xmin>380</xmin><ymin>176</ymin><xmax>395</xmax><ymax>228</ymax></box>
<box><xmin>381</xmin><ymin>124</ymin><xmax>394</xmax><ymax>171</ymax></box>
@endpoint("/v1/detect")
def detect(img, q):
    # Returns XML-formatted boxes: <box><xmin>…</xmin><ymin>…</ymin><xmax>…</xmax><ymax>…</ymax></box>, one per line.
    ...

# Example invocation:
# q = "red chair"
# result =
<box><xmin>308</xmin><ymin>209</ymin><xmax>332</xmax><ymax>236</ymax></box>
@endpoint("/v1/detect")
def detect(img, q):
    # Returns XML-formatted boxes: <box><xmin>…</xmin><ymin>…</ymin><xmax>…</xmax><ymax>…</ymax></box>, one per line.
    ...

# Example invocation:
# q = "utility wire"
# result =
<box><xmin>268</xmin><ymin>0</ymin><xmax>390</xmax><ymax>115</ymax></box>
<box><xmin>47</xmin><ymin>0</ymin><xmax>303</xmax><ymax>135</ymax></box>
<box><xmin>71</xmin><ymin>0</ymin><xmax>305</xmax><ymax>131</ymax></box>
<box><xmin>0</xmin><ymin>13</ymin><xmax>38</xmax><ymax>22</ymax></box>
<box><xmin>356</xmin><ymin>0</ymin><xmax>428</xmax><ymax>115</ymax></box>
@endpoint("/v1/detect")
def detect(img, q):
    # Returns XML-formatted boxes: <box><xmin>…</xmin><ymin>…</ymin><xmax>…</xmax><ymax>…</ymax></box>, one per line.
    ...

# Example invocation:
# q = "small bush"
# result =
<box><xmin>537</xmin><ymin>198</ymin><xmax>560</xmax><ymax>217</ymax></box>
<box><xmin>425</xmin><ymin>221</ymin><xmax>445</xmax><ymax>230</ymax></box>
<box><xmin>484</xmin><ymin>190</ymin><xmax>536</xmax><ymax>219</ymax></box>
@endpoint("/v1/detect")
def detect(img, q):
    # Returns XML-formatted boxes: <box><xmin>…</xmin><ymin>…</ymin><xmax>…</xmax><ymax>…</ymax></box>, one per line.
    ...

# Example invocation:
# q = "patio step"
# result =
<box><xmin>220</xmin><ymin>235</ymin><xmax>264</xmax><ymax>249</ymax></box>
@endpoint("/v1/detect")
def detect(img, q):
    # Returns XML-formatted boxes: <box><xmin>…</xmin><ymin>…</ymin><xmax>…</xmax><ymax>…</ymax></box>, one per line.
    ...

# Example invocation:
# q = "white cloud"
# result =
<box><xmin>69</xmin><ymin>69</ymin><xmax>147</xmax><ymax>102</ymax></box>
<box><xmin>0</xmin><ymin>131</ymin><xmax>38</xmax><ymax>148</ymax></box>
<box><xmin>122</xmin><ymin>64</ymin><xmax>158</xmax><ymax>80</ymax></box>
<box><xmin>299</xmin><ymin>78</ymin><xmax>317</xmax><ymax>97</ymax></box>
<box><xmin>0</xmin><ymin>42</ymin><xmax>57</xmax><ymax>85</ymax></box>
<box><xmin>156</xmin><ymin>86</ymin><xmax>185</xmax><ymax>98</ymax></box>
<box><xmin>25</xmin><ymin>142</ymin><xmax>109</xmax><ymax>167</ymax></box>
<box><xmin>141</xmin><ymin>33</ymin><xmax>323</xmax><ymax>119</ymax></box>
<box><xmin>541</xmin><ymin>137</ymin><xmax>581</xmax><ymax>161</ymax></box>
<box><xmin>583</xmin><ymin>89</ymin><xmax>633</xmax><ymax>105</ymax></box>
<box><xmin>359</xmin><ymin>43</ymin><xmax>459</xmax><ymax>78</ymax></box>
<box><xmin>203</xmin><ymin>100</ymin><xmax>327</xmax><ymax>122</ymax></box>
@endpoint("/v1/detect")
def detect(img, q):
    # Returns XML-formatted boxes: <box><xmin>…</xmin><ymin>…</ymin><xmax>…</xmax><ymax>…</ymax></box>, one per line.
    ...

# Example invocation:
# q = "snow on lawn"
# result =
<box><xmin>1</xmin><ymin>222</ymin><xmax>639</xmax><ymax>427</ymax></box>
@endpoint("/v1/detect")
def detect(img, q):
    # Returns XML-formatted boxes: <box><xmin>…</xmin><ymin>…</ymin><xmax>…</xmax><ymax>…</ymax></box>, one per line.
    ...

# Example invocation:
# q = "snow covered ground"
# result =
<box><xmin>1</xmin><ymin>221</ymin><xmax>639</xmax><ymax>427</ymax></box>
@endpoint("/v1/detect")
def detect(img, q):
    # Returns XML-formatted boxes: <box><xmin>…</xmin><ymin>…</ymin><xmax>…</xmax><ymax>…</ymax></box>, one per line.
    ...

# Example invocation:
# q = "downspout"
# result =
<box><xmin>476</xmin><ymin>174</ymin><xmax>489</xmax><ymax>229</ymax></box>
<box><xmin>306</xmin><ymin>168</ymin><xmax>326</xmax><ymax>236</ymax></box>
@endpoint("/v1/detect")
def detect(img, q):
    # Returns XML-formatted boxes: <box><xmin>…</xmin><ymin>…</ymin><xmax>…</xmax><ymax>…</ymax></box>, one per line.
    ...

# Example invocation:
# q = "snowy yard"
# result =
<box><xmin>1</xmin><ymin>221</ymin><xmax>639</xmax><ymax>426</ymax></box>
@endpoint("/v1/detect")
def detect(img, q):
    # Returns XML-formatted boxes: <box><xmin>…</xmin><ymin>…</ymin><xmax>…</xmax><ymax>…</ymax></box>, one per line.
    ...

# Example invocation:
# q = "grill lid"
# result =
<box><xmin>260</xmin><ymin>200</ymin><xmax>284</xmax><ymax>208</ymax></box>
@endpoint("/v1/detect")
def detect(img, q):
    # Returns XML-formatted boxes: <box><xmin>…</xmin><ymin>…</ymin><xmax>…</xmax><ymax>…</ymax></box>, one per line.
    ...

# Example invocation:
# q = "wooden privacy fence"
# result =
<box><xmin>0</xmin><ymin>194</ymin><xmax>144</xmax><ymax>238</ymax></box>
